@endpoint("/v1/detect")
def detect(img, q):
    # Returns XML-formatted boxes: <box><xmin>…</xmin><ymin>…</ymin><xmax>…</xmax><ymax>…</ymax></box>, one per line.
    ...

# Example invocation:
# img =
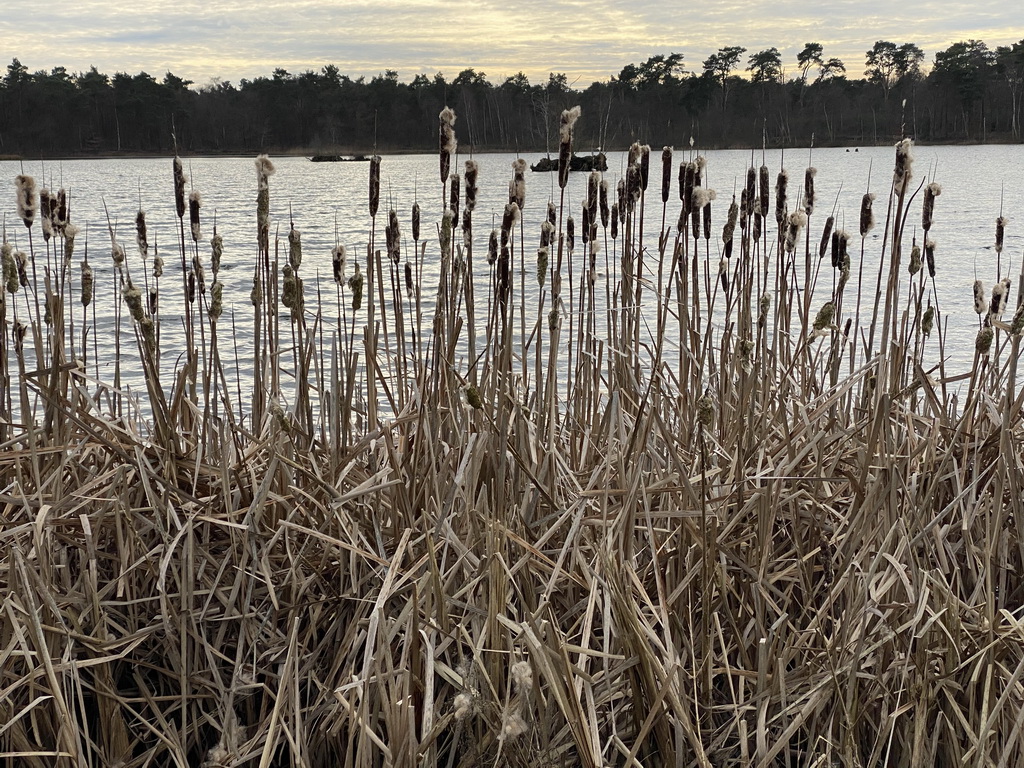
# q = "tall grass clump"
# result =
<box><xmin>4</xmin><ymin>120</ymin><xmax>1024</xmax><ymax>768</ymax></box>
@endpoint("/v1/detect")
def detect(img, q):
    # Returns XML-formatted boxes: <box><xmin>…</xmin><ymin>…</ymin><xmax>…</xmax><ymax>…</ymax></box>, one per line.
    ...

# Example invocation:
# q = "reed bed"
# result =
<box><xmin>2</xmin><ymin>111</ymin><xmax>1024</xmax><ymax>768</ymax></box>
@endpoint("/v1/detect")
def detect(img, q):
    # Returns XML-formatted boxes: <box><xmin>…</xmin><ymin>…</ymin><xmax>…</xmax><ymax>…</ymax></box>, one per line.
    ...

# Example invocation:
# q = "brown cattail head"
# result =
<box><xmin>412</xmin><ymin>202</ymin><xmax>421</xmax><ymax>241</ymax></box>
<box><xmin>759</xmin><ymin>165</ymin><xmax>770</xmax><ymax>221</ymax></box>
<box><xmin>136</xmin><ymin>209</ymin><xmax>149</xmax><ymax>258</ymax></box>
<box><xmin>775</xmin><ymin>170</ymin><xmax>788</xmax><ymax>226</ymax></box>
<box><xmin>55</xmin><ymin>188</ymin><xmax>68</xmax><ymax>233</ymax></box>
<box><xmin>819</xmin><ymin>215</ymin><xmax>835</xmax><ymax>259</ymax></box>
<box><xmin>369</xmin><ymin>155</ymin><xmax>381</xmax><ymax>218</ymax></box>
<box><xmin>40</xmin><ymin>189</ymin><xmax>53</xmax><ymax>240</ymax></box>
<box><xmin>581</xmin><ymin>204</ymin><xmax>590</xmax><ymax>243</ymax></box>
<box><xmin>287</xmin><ymin>225</ymin><xmax>301</xmax><ymax>270</ymax></box>
<box><xmin>488</xmin><ymin>229</ymin><xmax>499</xmax><ymax>265</ymax></box>
<box><xmin>784</xmin><ymin>211</ymin><xmax>807</xmax><ymax>254</ymax></box>
<box><xmin>404</xmin><ymin>261</ymin><xmax>414</xmax><ymax>298</ymax></box>
<box><xmin>256</xmin><ymin>154</ymin><xmax>275</xmax><ymax>252</ymax></box>
<box><xmin>547</xmin><ymin>201</ymin><xmax>557</xmax><ymax>228</ymax></box>
<box><xmin>745</xmin><ymin>167</ymin><xmax>757</xmax><ymax>213</ymax></box>
<box><xmin>172</xmin><ymin>158</ymin><xmax>186</xmax><ymax>219</ymax></box>
<box><xmin>449</xmin><ymin>173</ymin><xmax>460</xmax><ymax>221</ymax></box>
<box><xmin>599</xmin><ymin>180</ymin><xmax>610</xmax><ymax>228</ymax></box>
<box><xmin>537</xmin><ymin>245</ymin><xmax>549</xmax><ymax>286</ymax></box>
<box><xmin>1011</xmin><ymin>300</ymin><xmax>1024</xmax><ymax>336</ymax></box>
<box><xmin>661</xmin><ymin>146</ymin><xmax>673</xmax><ymax>203</ymax></box>
<box><xmin>332</xmin><ymin>244</ymin><xmax>347</xmax><ymax>284</ymax></box>
<box><xmin>908</xmin><ymin>242</ymin><xmax>921</xmax><ymax>274</ymax></box>
<box><xmin>682</xmin><ymin>162</ymin><xmax>696</xmax><ymax>216</ymax></box>
<box><xmin>610</xmin><ymin>203</ymin><xmax>619</xmax><ymax>239</ymax></box>
<box><xmin>831</xmin><ymin>229</ymin><xmax>840</xmax><ymax>268</ymax></box>
<box><xmin>804</xmin><ymin>167</ymin><xmax>817</xmax><ymax>216</ymax></box>
<box><xmin>189</xmin><ymin>191</ymin><xmax>202</xmax><ymax>242</ymax></box>
<box><xmin>80</xmin><ymin>260</ymin><xmax>93</xmax><ymax>306</ymax></box>
<box><xmin>976</xmin><ymin>326</ymin><xmax>994</xmax><ymax>356</ymax></box>
<box><xmin>558</xmin><ymin>106</ymin><xmax>581</xmax><ymax>189</ymax></box>
<box><xmin>14</xmin><ymin>175</ymin><xmax>37</xmax><ymax>229</ymax></box>
<box><xmin>722</xmin><ymin>196</ymin><xmax>739</xmax><ymax>247</ymax></box>
<box><xmin>211</xmin><ymin>231</ymin><xmax>223</xmax><ymax>274</ymax></box>
<box><xmin>974</xmin><ymin>280</ymin><xmax>986</xmax><ymax>315</ymax></box>
<box><xmin>540</xmin><ymin>220</ymin><xmax>554</xmax><ymax>248</ymax></box>
<box><xmin>587</xmin><ymin>171</ymin><xmax>599</xmax><ymax>223</ymax></box>
<box><xmin>996</xmin><ymin>216</ymin><xmax>1008</xmax><ymax>254</ymax></box>
<box><xmin>1</xmin><ymin>241</ymin><xmax>16</xmax><ymax>294</ymax></box>
<box><xmin>348</xmin><ymin>262</ymin><xmax>364</xmax><ymax>310</ymax></box>
<box><xmin>511</xmin><ymin>158</ymin><xmax>525</xmax><ymax>211</ymax></box>
<box><xmin>209</xmin><ymin>280</ymin><xmax>223</xmax><ymax>322</ymax></box>
<box><xmin>626</xmin><ymin>164</ymin><xmax>642</xmax><ymax>211</ymax></box>
<box><xmin>466</xmin><ymin>160</ymin><xmax>480</xmax><ymax>212</ymax></box>
<box><xmin>925</xmin><ymin>237</ymin><xmax>936</xmax><ymax>277</ymax></box>
<box><xmin>64</xmin><ymin>224</ymin><xmax>78</xmax><ymax>264</ymax></box>
<box><xmin>639</xmin><ymin>145</ymin><xmax>651</xmax><ymax>191</ymax></box>
<box><xmin>703</xmin><ymin>197</ymin><xmax>712</xmax><ymax>240</ymax></box>
<box><xmin>439</xmin><ymin>107</ymin><xmax>457</xmax><ymax>184</ymax></box>
<box><xmin>566</xmin><ymin>216</ymin><xmax>575</xmax><ymax>252</ymax></box>
<box><xmin>922</xmin><ymin>303</ymin><xmax>935</xmax><ymax>336</ymax></box>
<box><xmin>990</xmin><ymin>281</ymin><xmax>1008</xmax><ymax>318</ymax></box>
<box><xmin>753</xmin><ymin>210</ymin><xmax>763</xmax><ymax>242</ymax></box>
<box><xmin>893</xmin><ymin>138</ymin><xmax>913</xmax><ymax>195</ymax></box>
<box><xmin>922</xmin><ymin>182</ymin><xmax>941</xmax><ymax>232</ymax></box>
<box><xmin>387</xmin><ymin>209</ymin><xmax>401</xmax><ymax>263</ymax></box>
<box><xmin>860</xmin><ymin>193</ymin><xmax>875</xmax><ymax>237</ymax></box>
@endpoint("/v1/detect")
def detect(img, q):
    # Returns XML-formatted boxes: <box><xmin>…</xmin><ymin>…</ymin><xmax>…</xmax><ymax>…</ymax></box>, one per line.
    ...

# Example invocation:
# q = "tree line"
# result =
<box><xmin>1</xmin><ymin>38</ymin><xmax>1022</xmax><ymax>157</ymax></box>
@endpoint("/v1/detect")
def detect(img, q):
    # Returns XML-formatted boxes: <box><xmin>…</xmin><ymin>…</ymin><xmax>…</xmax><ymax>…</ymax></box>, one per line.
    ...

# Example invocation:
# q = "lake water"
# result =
<box><xmin>1</xmin><ymin>144</ymin><xmax>1020</xmax><ymax>422</ymax></box>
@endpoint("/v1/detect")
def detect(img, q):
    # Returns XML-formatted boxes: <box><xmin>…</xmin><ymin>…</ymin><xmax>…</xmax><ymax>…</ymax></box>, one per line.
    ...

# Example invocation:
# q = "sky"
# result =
<box><xmin>3</xmin><ymin>0</ymin><xmax>1023</xmax><ymax>88</ymax></box>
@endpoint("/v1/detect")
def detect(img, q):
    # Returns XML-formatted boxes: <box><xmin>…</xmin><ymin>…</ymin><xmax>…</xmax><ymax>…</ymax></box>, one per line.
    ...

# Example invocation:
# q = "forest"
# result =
<box><xmin>1</xmin><ymin>38</ymin><xmax>1022</xmax><ymax>156</ymax></box>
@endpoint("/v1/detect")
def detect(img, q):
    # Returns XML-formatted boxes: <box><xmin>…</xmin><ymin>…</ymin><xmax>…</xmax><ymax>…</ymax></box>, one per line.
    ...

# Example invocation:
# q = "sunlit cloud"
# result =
<box><xmin>3</xmin><ymin>0</ymin><xmax>1023</xmax><ymax>87</ymax></box>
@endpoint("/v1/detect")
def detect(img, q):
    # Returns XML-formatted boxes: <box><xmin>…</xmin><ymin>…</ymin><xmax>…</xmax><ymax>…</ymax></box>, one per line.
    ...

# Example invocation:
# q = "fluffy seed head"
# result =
<box><xmin>775</xmin><ymin>170</ymin><xmax>788</xmax><ymax>226</ymax></box>
<box><xmin>922</xmin><ymin>182</ymin><xmax>941</xmax><ymax>231</ymax></box>
<box><xmin>860</xmin><ymin>193</ymin><xmax>875</xmax><ymax>237</ymax></box>
<box><xmin>189</xmin><ymin>191</ymin><xmax>202</xmax><ymax>242</ymax></box>
<box><xmin>893</xmin><ymin>138</ymin><xmax>913</xmax><ymax>195</ymax></box>
<box><xmin>804</xmin><ymin>167</ymin><xmax>817</xmax><ymax>216</ymax></box>
<box><xmin>974</xmin><ymin>280</ymin><xmax>987</xmax><ymax>315</ymax></box>
<box><xmin>15</xmin><ymin>175</ymin><xmax>37</xmax><ymax>228</ymax></box>
<box><xmin>996</xmin><ymin>216</ymin><xmax>1008</xmax><ymax>254</ymax></box>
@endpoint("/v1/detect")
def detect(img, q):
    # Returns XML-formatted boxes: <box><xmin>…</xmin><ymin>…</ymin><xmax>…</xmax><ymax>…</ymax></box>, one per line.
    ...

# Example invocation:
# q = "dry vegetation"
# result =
<box><xmin>2</xmin><ymin>109</ymin><xmax>1024</xmax><ymax>768</ymax></box>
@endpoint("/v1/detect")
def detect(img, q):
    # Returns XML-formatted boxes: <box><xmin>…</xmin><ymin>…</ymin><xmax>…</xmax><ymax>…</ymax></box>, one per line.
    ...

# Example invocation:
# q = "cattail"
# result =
<box><xmin>153</xmin><ymin>252</ymin><xmax>164</xmax><ymax>279</ymax></box>
<box><xmin>449</xmin><ymin>173</ymin><xmax>460</xmax><ymax>221</ymax></box>
<box><xmin>510</xmin><ymin>158</ymin><xmax>525</xmax><ymax>211</ymax></box>
<box><xmin>991</xmin><ymin>282</ymin><xmax>1008</xmax><ymax>318</ymax></box>
<box><xmin>80</xmin><ymin>260</ymin><xmax>93</xmax><ymax>306</ymax></box>
<box><xmin>581</xmin><ymin>205</ymin><xmax>590</xmax><ymax>243</ymax></box>
<box><xmin>682</xmin><ymin>162</ymin><xmax>696</xmax><ymax>215</ymax></box>
<box><xmin>566</xmin><ymin>216</ymin><xmax>575</xmax><ymax>252</ymax></box>
<box><xmin>831</xmin><ymin>230</ymin><xmax>841</xmax><ymax>268</ymax></box>
<box><xmin>996</xmin><ymin>216</ymin><xmax>1008</xmax><ymax>254</ymax></box>
<box><xmin>893</xmin><ymin>138</ymin><xmax>913</xmax><ymax>195</ymax></box>
<box><xmin>40</xmin><ymin>189</ymin><xmax>53</xmax><ymax>241</ymax></box>
<box><xmin>13</xmin><ymin>251</ymin><xmax>25</xmax><ymax>288</ymax></box>
<box><xmin>818</xmin><ymin>215</ymin><xmax>835</xmax><ymax>259</ymax></box>
<box><xmin>739</xmin><ymin>189</ymin><xmax>748</xmax><ymax>230</ymax></box>
<box><xmin>860</xmin><ymin>193</ymin><xmax>875</xmax><ymax>237</ymax></box>
<box><xmin>661</xmin><ymin>147</ymin><xmax>673</xmax><ymax>203</ymax></box>
<box><xmin>2</xmin><ymin>242</ymin><xmax>17</xmax><ymax>294</ymax></box>
<box><xmin>745</xmin><ymin>167</ymin><xmax>757</xmax><ymax>213</ymax></box>
<box><xmin>250</xmin><ymin>275</ymin><xmax>262</xmax><ymax>307</ymax></box>
<box><xmin>753</xmin><ymin>211</ymin><xmax>762</xmax><ymax>242</ymax></box>
<box><xmin>610</xmin><ymin>204</ymin><xmax>619</xmax><ymax>239</ymax></box>
<box><xmin>922</xmin><ymin>303</ymin><xmax>935</xmax><ymax>336</ymax></box>
<box><xmin>804</xmin><ymin>167</ymin><xmax>816</xmax><ymax>216</ymax></box>
<box><xmin>207</xmin><ymin>279</ymin><xmax>222</xmax><ymax>321</ymax></box>
<box><xmin>908</xmin><ymin>242</ymin><xmax>922</xmax><ymax>274</ymax></box>
<box><xmin>759</xmin><ymin>293</ymin><xmax>772</xmax><ymax>325</ymax></box>
<box><xmin>282</xmin><ymin>264</ymin><xmax>297</xmax><ymax>309</ymax></box>
<box><xmin>775</xmin><ymin>170</ymin><xmax>788</xmax><ymax>226</ymax></box>
<box><xmin>440</xmin><ymin>209</ymin><xmax>453</xmax><ymax>254</ymax></box>
<box><xmin>123</xmin><ymin>281</ymin><xmax>145</xmax><ymax>322</ymax></box>
<box><xmin>785</xmin><ymin>211</ymin><xmax>807</xmax><ymax>254</ymax></box>
<box><xmin>586</xmin><ymin>171</ymin><xmax>599</xmax><ymax>226</ymax></box>
<box><xmin>148</xmin><ymin>288</ymin><xmax>158</xmax><ymax>316</ymax></box>
<box><xmin>404</xmin><ymin>261</ymin><xmax>414</xmax><ymax>298</ymax></box>
<box><xmin>639</xmin><ymin>144</ymin><xmax>651</xmax><ymax>191</ymax></box>
<box><xmin>813</xmin><ymin>301</ymin><xmax>835</xmax><ymax>332</ymax></box>
<box><xmin>255</xmin><ymin>154</ymin><xmax>275</xmax><ymax>251</ymax></box>
<box><xmin>696</xmin><ymin>392</ymin><xmax>715</xmax><ymax>428</ymax></box>
<box><xmin>626</xmin><ymin>164</ymin><xmax>642</xmax><ymax>210</ymax></box>
<box><xmin>189</xmin><ymin>191</ymin><xmax>202</xmax><ymax>242</ymax></box>
<box><xmin>703</xmin><ymin>196</ymin><xmax>712</xmax><ymax>240</ymax></box>
<box><xmin>136</xmin><ymin>209</ymin><xmax>149</xmax><ymax>258</ymax></box>
<box><xmin>466</xmin><ymin>160</ymin><xmax>480</xmax><ymax>213</ymax></box>
<box><xmin>187</xmin><ymin>270</ymin><xmax>196</xmax><ymax>303</ymax></box>
<box><xmin>718</xmin><ymin>257</ymin><xmax>729</xmax><ymax>293</ymax></box>
<box><xmin>722</xmin><ymin>197</ymin><xmax>739</xmax><ymax>258</ymax></box>
<box><xmin>599</xmin><ymin>180</ymin><xmax>610</xmax><ymax>228</ymax></box>
<box><xmin>540</xmin><ymin>220</ymin><xmax>554</xmax><ymax>249</ymax></box>
<box><xmin>172</xmin><ymin>158</ymin><xmax>186</xmax><ymax>219</ymax></box>
<box><xmin>759</xmin><ymin>165</ymin><xmax>770</xmax><ymax>221</ymax></box>
<box><xmin>332</xmin><ymin>244</ymin><xmax>347</xmax><ymax>284</ymax></box>
<box><xmin>439</xmin><ymin>107</ymin><xmax>457</xmax><ymax>184</ymax></box>
<box><xmin>976</xmin><ymin>326</ymin><xmax>994</xmax><ymax>356</ymax></box>
<box><xmin>488</xmin><ymin>229</ymin><xmax>499</xmax><ymax>265</ymax></box>
<box><xmin>412</xmin><ymin>202</ymin><xmax>421</xmax><ymax>241</ymax></box>
<box><xmin>211</xmin><ymin>231</ymin><xmax>223</xmax><ymax>274</ymax></box>
<box><xmin>64</xmin><ymin>224</ymin><xmax>78</xmax><ymax>264</ymax></box>
<box><xmin>111</xmin><ymin>242</ymin><xmax>125</xmax><ymax>270</ymax></box>
<box><xmin>925</xmin><ymin>237</ymin><xmax>936</xmax><ymax>277</ymax></box>
<box><xmin>922</xmin><ymin>182</ymin><xmax>941</xmax><ymax>232</ymax></box>
<box><xmin>386</xmin><ymin>210</ymin><xmax>400</xmax><ymax>263</ymax></box>
<box><xmin>974</xmin><ymin>280</ymin><xmax>987</xmax><ymax>315</ymax></box>
<box><xmin>537</xmin><ymin>246</ymin><xmax>549</xmax><ymax>286</ymax></box>
<box><xmin>14</xmin><ymin>175</ymin><xmax>37</xmax><ymax>229</ymax></box>
<box><xmin>1010</xmin><ymin>301</ymin><xmax>1024</xmax><ymax>335</ymax></box>
<box><xmin>54</xmin><ymin>188</ymin><xmax>68</xmax><ymax>234</ymax></box>
<box><xmin>369</xmin><ymin>155</ymin><xmax>381</xmax><ymax>218</ymax></box>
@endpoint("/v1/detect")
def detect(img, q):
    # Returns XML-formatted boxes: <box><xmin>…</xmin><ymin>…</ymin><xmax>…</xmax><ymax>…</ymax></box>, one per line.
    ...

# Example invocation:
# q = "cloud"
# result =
<box><xmin>3</xmin><ymin>0</ymin><xmax>1023</xmax><ymax>86</ymax></box>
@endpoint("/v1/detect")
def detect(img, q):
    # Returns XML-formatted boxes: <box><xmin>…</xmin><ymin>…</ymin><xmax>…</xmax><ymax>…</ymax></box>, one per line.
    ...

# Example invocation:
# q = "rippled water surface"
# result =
<box><xmin>2</xmin><ymin>144</ymin><xmax>1022</xmax><ymax>421</ymax></box>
